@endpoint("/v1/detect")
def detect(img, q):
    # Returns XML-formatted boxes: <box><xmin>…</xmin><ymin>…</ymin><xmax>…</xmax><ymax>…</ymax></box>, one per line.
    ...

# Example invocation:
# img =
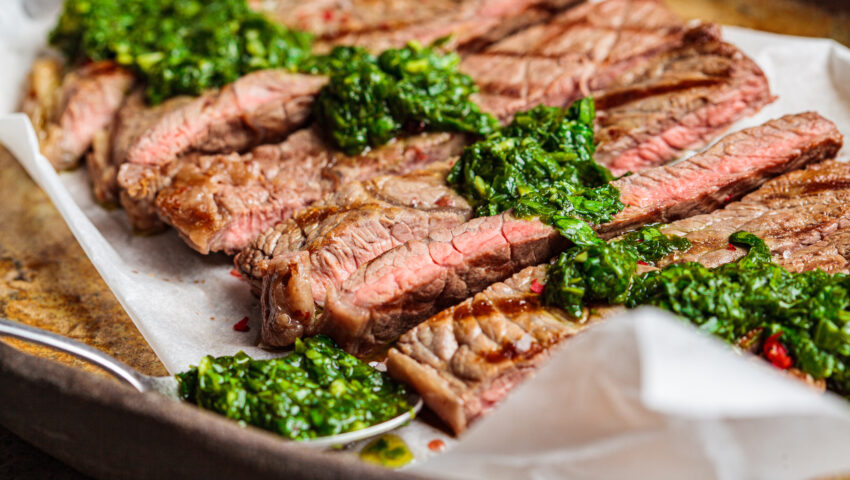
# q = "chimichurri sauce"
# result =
<box><xmin>175</xmin><ymin>335</ymin><xmax>412</xmax><ymax>441</ymax></box>
<box><xmin>50</xmin><ymin>0</ymin><xmax>313</xmax><ymax>104</ymax></box>
<box><xmin>448</xmin><ymin>98</ymin><xmax>623</xmax><ymax>246</ymax></box>
<box><xmin>310</xmin><ymin>42</ymin><xmax>497</xmax><ymax>155</ymax></box>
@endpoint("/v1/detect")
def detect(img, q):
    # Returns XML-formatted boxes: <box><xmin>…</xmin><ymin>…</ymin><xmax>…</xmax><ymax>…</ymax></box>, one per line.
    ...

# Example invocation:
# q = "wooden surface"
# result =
<box><xmin>1</xmin><ymin>0</ymin><xmax>849</xmax><ymax>477</ymax></box>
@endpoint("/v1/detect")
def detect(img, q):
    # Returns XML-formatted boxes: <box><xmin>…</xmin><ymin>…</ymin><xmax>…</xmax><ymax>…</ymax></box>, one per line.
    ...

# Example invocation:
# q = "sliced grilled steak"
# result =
<box><xmin>462</xmin><ymin>0</ymin><xmax>686</xmax><ymax>120</ymax></box>
<box><xmin>240</xmin><ymin>23</ymin><xmax>773</xmax><ymax>342</ymax></box>
<box><xmin>387</xmin><ymin>159</ymin><xmax>850</xmax><ymax>435</ymax></box>
<box><xmin>311</xmin><ymin>113</ymin><xmax>842</xmax><ymax>356</ymax></box>
<box><xmin>657</xmin><ymin>159</ymin><xmax>850</xmax><ymax>269</ymax></box>
<box><xmin>109</xmin><ymin>71</ymin><xmax>326</xmax><ymax>232</ymax></box>
<box><xmin>598</xmin><ymin>112</ymin><xmax>843</xmax><ymax>237</ymax></box>
<box><xmin>22</xmin><ymin>60</ymin><xmax>135</xmax><ymax>170</ymax></box>
<box><xmin>149</xmin><ymin>1</ymin><xmax>772</xmax><ymax>253</ymax></box>
<box><xmin>252</xmin><ymin>0</ymin><xmax>567</xmax><ymax>52</ymax></box>
<box><xmin>593</xmin><ymin>25</ymin><xmax>774</xmax><ymax>175</ymax></box>
<box><xmin>154</xmin><ymin>128</ymin><xmax>469</xmax><ymax>254</ymax></box>
<box><xmin>244</xmin><ymin>162</ymin><xmax>473</xmax><ymax>345</ymax></box>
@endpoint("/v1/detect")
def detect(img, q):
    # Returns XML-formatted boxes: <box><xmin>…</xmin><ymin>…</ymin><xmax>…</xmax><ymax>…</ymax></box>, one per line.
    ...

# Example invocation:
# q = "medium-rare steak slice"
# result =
<box><xmin>598</xmin><ymin>112</ymin><xmax>843</xmax><ymax>237</ymax></box>
<box><xmin>246</xmin><ymin>162</ymin><xmax>474</xmax><ymax>345</ymax></box>
<box><xmin>387</xmin><ymin>159</ymin><xmax>850</xmax><ymax>434</ymax></box>
<box><xmin>118</xmin><ymin>70</ymin><xmax>325</xmax><ymax>168</ymax></box>
<box><xmin>656</xmin><ymin>159</ymin><xmax>850</xmax><ymax>269</ymax></box>
<box><xmin>592</xmin><ymin>25</ymin><xmax>774</xmax><ymax>175</ymax></box>
<box><xmin>236</xmin><ymin>161</ymin><xmax>471</xmax><ymax>289</ymax></box>
<box><xmin>110</xmin><ymin>70</ymin><xmax>326</xmax><ymax>232</ymax></box>
<box><xmin>312</xmin><ymin>112</ymin><xmax>842</xmax><ymax>356</ymax></box>
<box><xmin>462</xmin><ymin>0</ymin><xmax>686</xmax><ymax>120</ymax></box>
<box><xmin>251</xmin><ymin>0</ymin><xmax>572</xmax><ymax>53</ymax></box>
<box><xmin>21</xmin><ymin>59</ymin><xmax>134</xmax><ymax>170</ymax></box>
<box><xmin>154</xmin><ymin>128</ymin><xmax>469</xmax><ymax>254</ymax></box>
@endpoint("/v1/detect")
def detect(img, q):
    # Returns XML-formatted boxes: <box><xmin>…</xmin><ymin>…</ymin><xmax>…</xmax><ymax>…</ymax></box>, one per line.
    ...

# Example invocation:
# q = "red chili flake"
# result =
<box><xmin>233</xmin><ymin>316</ymin><xmax>250</xmax><ymax>332</ymax></box>
<box><xmin>724</xmin><ymin>193</ymin><xmax>734</xmax><ymax>203</ymax></box>
<box><xmin>229</xmin><ymin>269</ymin><xmax>242</xmax><ymax>279</ymax></box>
<box><xmin>727</xmin><ymin>243</ymin><xmax>736</xmax><ymax>251</ymax></box>
<box><xmin>637</xmin><ymin>260</ymin><xmax>649</xmax><ymax>266</ymax></box>
<box><xmin>428</xmin><ymin>439</ymin><xmax>446</xmax><ymax>452</ymax></box>
<box><xmin>323</xmin><ymin>9</ymin><xmax>334</xmax><ymax>21</ymax></box>
<box><xmin>763</xmin><ymin>332</ymin><xmax>793</xmax><ymax>370</ymax></box>
<box><xmin>530</xmin><ymin>279</ymin><xmax>545</xmax><ymax>294</ymax></box>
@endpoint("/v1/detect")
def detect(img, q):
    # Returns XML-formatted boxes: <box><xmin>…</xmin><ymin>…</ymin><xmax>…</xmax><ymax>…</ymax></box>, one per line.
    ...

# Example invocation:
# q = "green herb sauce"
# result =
<box><xmin>176</xmin><ymin>335</ymin><xmax>411</xmax><ymax>440</ymax></box>
<box><xmin>50</xmin><ymin>0</ymin><xmax>313</xmax><ymax>104</ymax></box>
<box><xmin>310</xmin><ymin>41</ymin><xmax>498</xmax><ymax>155</ymax></box>
<box><xmin>543</xmin><ymin>225</ymin><xmax>692</xmax><ymax>317</ymax></box>
<box><xmin>359</xmin><ymin>434</ymin><xmax>414</xmax><ymax>468</ymax></box>
<box><xmin>447</xmin><ymin>98</ymin><xmax>623</xmax><ymax>246</ymax></box>
<box><xmin>628</xmin><ymin>232</ymin><xmax>850</xmax><ymax>393</ymax></box>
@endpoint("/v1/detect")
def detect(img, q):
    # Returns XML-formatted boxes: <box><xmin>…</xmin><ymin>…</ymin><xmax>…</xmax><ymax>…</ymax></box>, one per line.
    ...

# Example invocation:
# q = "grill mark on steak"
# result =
<box><xmin>387</xmin><ymin>159</ymin><xmax>850</xmax><ymax>435</ymax></box>
<box><xmin>462</xmin><ymin>0</ymin><xmax>686</xmax><ymax>119</ymax></box>
<box><xmin>307</xmin><ymin>113</ymin><xmax>841</xmax><ymax>356</ymax></box>
<box><xmin>252</xmin><ymin>0</ymin><xmax>573</xmax><ymax>53</ymax></box>
<box><xmin>21</xmin><ymin>60</ymin><xmax>135</xmax><ymax>170</ymax></box>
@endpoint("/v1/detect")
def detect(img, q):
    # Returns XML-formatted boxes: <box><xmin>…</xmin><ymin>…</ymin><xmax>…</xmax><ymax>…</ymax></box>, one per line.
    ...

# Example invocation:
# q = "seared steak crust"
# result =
<box><xmin>388</xmin><ymin>159</ymin><xmax>850</xmax><ymax>435</ymax></box>
<box><xmin>309</xmin><ymin>113</ymin><xmax>841</xmax><ymax>356</ymax></box>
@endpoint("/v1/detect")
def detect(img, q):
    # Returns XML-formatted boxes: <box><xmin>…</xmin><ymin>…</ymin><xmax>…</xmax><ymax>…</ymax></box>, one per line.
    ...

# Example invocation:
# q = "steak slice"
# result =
<box><xmin>236</xmin><ymin>161</ymin><xmax>470</xmax><ymax>288</ymax></box>
<box><xmin>598</xmin><ymin>111</ymin><xmax>844</xmax><ymax>237</ymax></box>
<box><xmin>592</xmin><ymin>25</ymin><xmax>774</xmax><ymax>175</ymax></box>
<box><xmin>313</xmin><ymin>112</ymin><xmax>842</xmax><ymax>356</ymax></box>
<box><xmin>246</xmin><ymin>162</ymin><xmax>473</xmax><ymax>346</ymax></box>
<box><xmin>252</xmin><ymin>0</ymin><xmax>569</xmax><ymax>52</ymax></box>
<box><xmin>22</xmin><ymin>60</ymin><xmax>135</xmax><ymax>170</ymax></box>
<box><xmin>462</xmin><ymin>0</ymin><xmax>686</xmax><ymax>120</ymax></box>
<box><xmin>387</xmin><ymin>159</ymin><xmax>850</xmax><ymax>435</ymax></box>
<box><xmin>154</xmin><ymin>128</ymin><xmax>469</xmax><ymax>254</ymax></box>
<box><xmin>657</xmin><ymin>159</ymin><xmax>850</xmax><ymax>269</ymax></box>
<box><xmin>118</xmin><ymin>70</ymin><xmax>325</xmax><ymax>168</ymax></box>
<box><xmin>110</xmin><ymin>71</ymin><xmax>326</xmax><ymax>232</ymax></box>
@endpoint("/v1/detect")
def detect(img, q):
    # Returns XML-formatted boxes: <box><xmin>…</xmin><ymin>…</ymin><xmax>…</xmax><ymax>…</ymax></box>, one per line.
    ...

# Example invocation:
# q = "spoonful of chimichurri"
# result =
<box><xmin>176</xmin><ymin>335</ymin><xmax>418</xmax><ymax>442</ymax></box>
<box><xmin>0</xmin><ymin>319</ymin><xmax>419</xmax><ymax>446</ymax></box>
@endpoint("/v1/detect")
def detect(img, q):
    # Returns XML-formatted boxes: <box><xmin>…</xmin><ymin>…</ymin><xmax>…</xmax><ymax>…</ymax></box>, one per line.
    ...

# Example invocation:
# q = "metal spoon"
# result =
<box><xmin>0</xmin><ymin>317</ymin><xmax>422</xmax><ymax>447</ymax></box>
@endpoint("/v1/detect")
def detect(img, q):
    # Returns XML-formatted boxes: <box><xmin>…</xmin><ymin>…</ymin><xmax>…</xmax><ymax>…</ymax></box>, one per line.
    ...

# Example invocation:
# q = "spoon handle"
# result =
<box><xmin>0</xmin><ymin>317</ymin><xmax>150</xmax><ymax>392</ymax></box>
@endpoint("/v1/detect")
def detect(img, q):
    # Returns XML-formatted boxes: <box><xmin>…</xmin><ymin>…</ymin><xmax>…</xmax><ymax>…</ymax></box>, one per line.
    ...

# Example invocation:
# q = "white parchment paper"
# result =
<box><xmin>4</xmin><ymin>1</ymin><xmax>850</xmax><ymax>476</ymax></box>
